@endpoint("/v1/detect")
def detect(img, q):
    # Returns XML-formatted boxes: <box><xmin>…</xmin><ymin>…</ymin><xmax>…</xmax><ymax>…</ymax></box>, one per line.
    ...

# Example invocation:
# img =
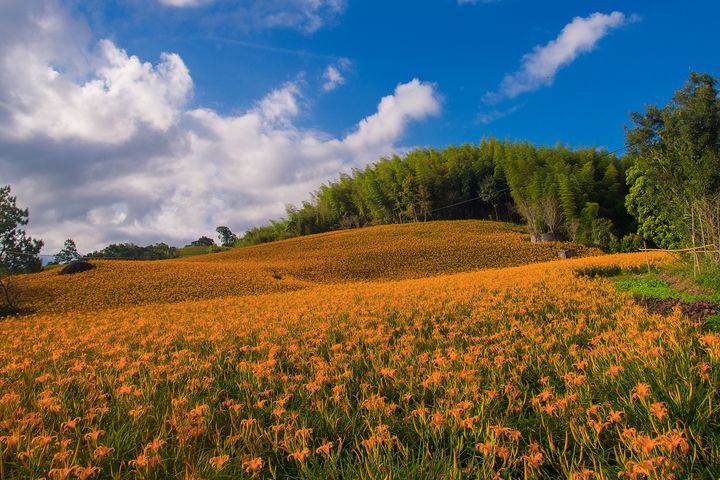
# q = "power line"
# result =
<box><xmin>431</xmin><ymin>188</ymin><xmax>510</xmax><ymax>213</ymax></box>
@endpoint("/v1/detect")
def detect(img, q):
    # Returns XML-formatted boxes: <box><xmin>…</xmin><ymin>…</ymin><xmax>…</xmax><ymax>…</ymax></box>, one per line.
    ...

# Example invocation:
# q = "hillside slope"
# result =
<box><xmin>18</xmin><ymin>221</ymin><xmax>597</xmax><ymax>313</ymax></box>
<box><xmin>6</xmin><ymin>251</ymin><xmax>715</xmax><ymax>480</ymax></box>
<box><xmin>191</xmin><ymin>220</ymin><xmax>599</xmax><ymax>282</ymax></box>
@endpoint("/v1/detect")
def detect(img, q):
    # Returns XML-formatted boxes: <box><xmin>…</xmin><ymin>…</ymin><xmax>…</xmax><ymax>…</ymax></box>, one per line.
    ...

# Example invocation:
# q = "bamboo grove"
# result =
<box><xmin>242</xmin><ymin>139</ymin><xmax>636</xmax><ymax>252</ymax></box>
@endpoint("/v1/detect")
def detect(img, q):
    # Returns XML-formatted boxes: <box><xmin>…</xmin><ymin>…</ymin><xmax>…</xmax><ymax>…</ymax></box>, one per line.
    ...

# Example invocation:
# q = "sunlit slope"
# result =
<box><xmin>5</xmin><ymin>252</ymin><xmax>712</xmax><ymax>479</ymax></box>
<box><xmin>19</xmin><ymin>260</ymin><xmax>311</xmax><ymax>314</ymax></box>
<box><xmin>187</xmin><ymin>220</ymin><xmax>599</xmax><ymax>282</ymax></box>
<box><xmin>19</xmin><ymin>220</ymin><xmax>597</xmax><ymax>313</ymax></box>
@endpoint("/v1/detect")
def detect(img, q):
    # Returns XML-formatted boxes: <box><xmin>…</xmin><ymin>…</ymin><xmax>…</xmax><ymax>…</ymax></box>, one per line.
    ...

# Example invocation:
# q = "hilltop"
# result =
<box><xmin>19</xmin><ymin>221</ymin><xmax>597</xmax><ymax>314</ymax></box>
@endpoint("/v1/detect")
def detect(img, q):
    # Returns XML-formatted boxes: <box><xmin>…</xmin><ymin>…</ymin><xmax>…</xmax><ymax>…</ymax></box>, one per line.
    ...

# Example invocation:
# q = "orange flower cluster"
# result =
<box><xmin>16</xmin><ymin>221</ymin><xmax>597</xmax><ymax>314</ymax></box>
<box><xmin>1</xmin><ymin>223</ymin><xmax>717</xmax><ymax>478</ymax></box>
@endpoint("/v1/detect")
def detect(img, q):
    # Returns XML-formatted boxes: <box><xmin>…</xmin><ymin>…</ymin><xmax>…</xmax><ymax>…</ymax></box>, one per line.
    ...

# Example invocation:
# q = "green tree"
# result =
<box><xmin>625</xmin><ymin>72</ymin><xmax>720</xmax><ymax>253</ymax></box>
<box><xmin>1</xmin><ymin>186</ymin><xmax>43</xmax><ymax>312</ymax></box>
<box><xmin>54</xmin><ymin>239</ymin><xmax>81</xmax><ymax>264</ymax></box>
<box><xmin>1</xmin><ymin>186</ymin><xmax>43</xmax><ymax>274</ymax></box>
<box><xmin>478</xmin><ymin>177</ymin><xmax>501</xmax><ymax>220</ymax></box>
<box><xmin>190</xmin><ymin>236</ymin><xmax>215</xmax><ymax>247</ymax></box>
<box><xmin>216</xmin><ymin>226</ymin><xmax>238</xmax><ymax>247</ymax></box>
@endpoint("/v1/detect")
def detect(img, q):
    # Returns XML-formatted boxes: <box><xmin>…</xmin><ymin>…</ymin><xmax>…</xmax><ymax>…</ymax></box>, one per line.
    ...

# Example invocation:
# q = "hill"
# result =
<box><xmin>18</xmin><ymin>221</ymin><xmax>597</xmax><ymax>313</ymax></box>
<box><xmin>4</xmin><ymin>222</ymin><xmax>719</xmax><ymax>478</ymax></box>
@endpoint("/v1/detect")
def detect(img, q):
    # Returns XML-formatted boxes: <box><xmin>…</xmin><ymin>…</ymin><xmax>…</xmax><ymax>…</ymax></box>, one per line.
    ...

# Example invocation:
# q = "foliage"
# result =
<box><xmin>625</xmin><ymin>72</ymin><xmax>720</xmax><ymax>255</ymax></box>
<box><xmin>239</xmin><ymin>140</ymin><xmax>631</xmax><ymax>248</ymax></box>
<box><xmin>58</xmin><ymin>260</ymin><xmax>95</xmax><ymax>276</ymax></box>
<box><xmin>216</xmin><ymin>226</ymin><xmax>237</xmax><ymax>247</ymax></box>
<box><xmin>179</xmin><ymin>245</ymin><xmax>228</xmax><ymax>257</ymax></box>
<box><xmin>0</xmin><ymin>186</ymin><xmax>43</xmax><ymax>313</ymax></box>
<box><xmin>500</xmin><ymin>145</ymin><xmax>631</xmax><ymax>245</ymax></box>
<box><xmin>694</xmin><ymin>260</ymin><xmax>720</xmax><ymax>292</ymax></box>
<box><xmin>189</xmin><ymin>236</ymin><xmax>215</xmax><ymax>247</ymax></box>
<box><xmin>615</xmin><ymin>273</ymin><xmax>720</xmax><ymax>304</ymax></box>
<box><xmin>615</xmin><ymin>276</ymin><xmax>682</xmax><ymax>301</ymax></box>
<box><xmin>239</xmin><ymin>221</ymin><xmax>294</xmax><ymax>247</ymax></box>
<box><xmin>88</xmin><ymin>242</ymin><xmax>180</xmax><ymax>261</ymax></box>
<box><xmin>573</xmin><ymin>264</ymin><xmax>622</xmax><ymax>279</ymax></box>
<box><xmin>54</xmin><ymin>239</ymin><xmax>81</xmax><ymax>265</ymax></box>
<box><xmin>0</xmin><ymin>186</ymin><xmax>43</xmax><ymax>275</ymax></box>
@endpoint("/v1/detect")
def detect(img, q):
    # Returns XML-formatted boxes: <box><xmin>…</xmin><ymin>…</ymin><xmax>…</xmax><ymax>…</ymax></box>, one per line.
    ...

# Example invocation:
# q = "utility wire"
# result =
<box><xmin>431</xmin><ymin>188</ymin><xmax>511</xmax><ymax>213</ymax></box>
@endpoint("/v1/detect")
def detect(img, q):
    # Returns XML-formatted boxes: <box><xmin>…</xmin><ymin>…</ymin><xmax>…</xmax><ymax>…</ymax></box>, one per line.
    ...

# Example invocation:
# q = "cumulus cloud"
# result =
<box><xmin>2</xmin><ymin>40</ymin><xmax>192</xmax><ymax>144</ymax></box>
<box><xmin>256</xmin><ymin>82</ymin><xmax>302</xmax><ymax>124</ymax></box>
<box><xmin>486</xmin><ymin>11</ymin><xmax>629</xmax><ymax>102</ymax></box>
<box><xmin>322</xmin><ymin>58</ymin><xmax>350</xmax><ymax>92</ymax></box>
<box><xmin>0</xmin><ymin>0</ymin><xmax>440</xmax><ymax>253</ymax></box>
<box><xmin>322</xmin><ymin>66</ymin><xmax>344</xmax><ymax>91</ymax></box>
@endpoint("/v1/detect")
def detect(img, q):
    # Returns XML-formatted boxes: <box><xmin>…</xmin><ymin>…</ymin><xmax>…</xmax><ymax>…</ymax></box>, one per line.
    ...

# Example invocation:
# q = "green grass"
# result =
<box><xmin>178</xmin><ymin>245</ymin><xmax>231</xmax><ymax>258</ymax></box>
<box><xmin>705</xmin><ymin>313</ymin><xmax>720</xmax><ymax>332</ymax></box>
<box><xmin>695</xmin><ymin>264</ymin><xmax>720</xmax><ymax>292</ymax></box>
<box><xmin>600</xmin><ymin>258</ymin><xmax>720</xmax><ymax>302</ymax></box>
<box><xmin>615</xmin><ymin>275</ymin><xmax>688</xmax><ymax>300</ymax></box>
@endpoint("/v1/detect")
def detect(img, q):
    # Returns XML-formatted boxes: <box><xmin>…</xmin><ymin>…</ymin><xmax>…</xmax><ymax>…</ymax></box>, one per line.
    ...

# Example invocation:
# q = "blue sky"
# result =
<box><xmin>1</xmin><ymin>0</ymin><xmax>718</xmax><ymax>252</ymax></box>
<box><xmin>89</xmin><ymin>0</ymin><xmax>718</xmax><ymax>149</ymax></box>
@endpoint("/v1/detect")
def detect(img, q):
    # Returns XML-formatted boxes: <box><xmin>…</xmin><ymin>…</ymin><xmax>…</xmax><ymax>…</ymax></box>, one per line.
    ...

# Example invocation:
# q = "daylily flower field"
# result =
<box><xmin>1</xmin><ymin>222</ymin><xmax>718</xmax><ymax>479</ymax></box>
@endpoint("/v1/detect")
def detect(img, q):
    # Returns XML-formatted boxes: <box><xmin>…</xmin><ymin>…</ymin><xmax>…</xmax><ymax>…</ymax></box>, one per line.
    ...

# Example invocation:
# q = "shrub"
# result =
<box><xmin>574</xmin><ymin>265</ymin><xmax>622</xmax><ymax>278</ymax></box>
<box><xmin>59</xmin><ymin>260</ymin><xmax>95</xmax><ymax>275</ymax></box>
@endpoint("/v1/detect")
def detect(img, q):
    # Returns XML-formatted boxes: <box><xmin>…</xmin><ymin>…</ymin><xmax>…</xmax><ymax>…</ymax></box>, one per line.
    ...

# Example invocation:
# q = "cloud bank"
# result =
<box><xmin>0</xmin><ymin>0</ymin><xmax>440</xmax><ymax>253</ymax></box>
<box><xmin>486</xmin><ymin>11</ymin><xmax>629</xmax><ymax>102</ymax></box>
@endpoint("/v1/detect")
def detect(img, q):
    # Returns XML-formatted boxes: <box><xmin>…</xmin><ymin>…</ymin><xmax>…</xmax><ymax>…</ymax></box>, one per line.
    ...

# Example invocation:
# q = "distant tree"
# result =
<box><xmin>478</xmin><ymin>177</ymin><xmax>501</xmax><ymax>220</ymax></box>
<box><xmin>626</xmin><ymin>72</ymin><xmax>720</xmax><ymax>256</ymax></box>
<box><xmin>239</xmin><ymin>221</ymin><xmax>294</xmax><ymax>246</ymax></box>
<box><xmin>143</xmin><ymin>243</ymin><xmax>179</xmax><ymax>260</ymax></box>
<box><xmin>234</xmin><ymin>139</ymin><xmax>630</xmax><ymax>246</ymax></box>
<box><xmin>1</xmin><ymin>186</ymin><xmax>43</xmax><ymax>312</ymax></box>
<box><xmin>190</xmin><ymin>236</ymin><xmax>215</xmax><ymax>247</ymax></box>
<box><xmin>88</xmin><ymin>242</ymin><xmax>179</xmax><ymax>260</ymax></box>
<box><xmin>54</xmin><ymin>239</ymin><xmax>81</xmax><ymax>264</ymax></box>
<box><xmin>216</xmin><ymin>226</ymin><xmax>237</xmax><ymax>247</ymax></box>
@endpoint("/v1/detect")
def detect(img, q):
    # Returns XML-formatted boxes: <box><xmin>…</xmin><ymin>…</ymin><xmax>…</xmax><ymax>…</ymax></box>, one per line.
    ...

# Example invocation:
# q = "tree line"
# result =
<box><xmin>240</xmin><ymin>140</ymin><xmax>637</xmax><ymax>251</ymax></box>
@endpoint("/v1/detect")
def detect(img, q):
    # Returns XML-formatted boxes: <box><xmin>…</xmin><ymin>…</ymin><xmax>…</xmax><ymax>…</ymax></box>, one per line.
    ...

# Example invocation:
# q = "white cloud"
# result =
<box><xmin>486</xmin><ymin>11</ymin><xmax>629</xmax><ymax>102</ymax></box>
<box><xmin>322</xmin><ymin>66</ymin><xmax>344</xmax><ymax>91</ymax></box>
<box><xmin>322</xmin><ymin>58</ymin><xmax>350</xmax><ymax>92</ymax></box>
<box><xmin>0</xmin><ymin>0</ymin><xmax>440</xmax><ymax>253</ymax></box>
<box><xmin>157</xmin><ymin>0</ymin><xmax>346</xmax><ymax>33</ymax></box>
<box><xmin>256</xmin><ymin>82</ymin><xmax>302</xmax><ymax>124</ymax></box>
<box><xmin>2</xmin><ymin>39</ymin><xmax>192</xmax><ymax>144</ymax></box>
<box><xmin>476</xmin><ymin>104</ymin><xmax>522</xmax><ymax>125</ymax></box>
<box><xmin>344</xmin><ymin>79</ymin><xmax>441</xmax><ymax>151</ymax></box>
